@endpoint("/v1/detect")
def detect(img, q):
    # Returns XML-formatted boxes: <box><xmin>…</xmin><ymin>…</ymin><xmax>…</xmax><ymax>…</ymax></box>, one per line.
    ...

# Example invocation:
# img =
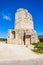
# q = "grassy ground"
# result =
<box><xmin>32</xmin><ymin>42</ymin><xmax>43</xmax><ymax>54</ymax></box>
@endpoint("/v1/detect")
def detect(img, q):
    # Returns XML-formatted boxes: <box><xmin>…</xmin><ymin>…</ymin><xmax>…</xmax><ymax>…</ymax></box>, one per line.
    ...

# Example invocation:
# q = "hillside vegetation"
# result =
<box><xmin>38</xmin><ymin>35</ymin><xmax>43</xmax><ymax>42</ymax></box>
<box><xmin>0</xmin><ymin>38</ymin><xmax>7</xmax><ymax>41</ymax></box>
<box><xmin>32</xmin><ymin>35</ymin><xmax>43</xmax><ymax>54</ymax></box>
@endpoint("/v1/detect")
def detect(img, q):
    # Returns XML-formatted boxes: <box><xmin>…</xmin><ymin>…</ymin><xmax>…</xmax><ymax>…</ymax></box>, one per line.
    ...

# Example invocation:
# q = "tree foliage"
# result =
<box><xmin>38</xmin><ymin>35</ymin><xmax>43</xmax><ymax>42</ymax></box>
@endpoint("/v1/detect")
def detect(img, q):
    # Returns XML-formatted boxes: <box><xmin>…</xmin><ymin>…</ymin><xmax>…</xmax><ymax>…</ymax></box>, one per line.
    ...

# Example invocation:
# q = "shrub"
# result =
<box><xmin>32</xmin><ymin>48</ymin><xmax>43</xmax><ymax>53</ymax></box>
<box><xmin>32</xmin><ymin>42</ymin><xmax>37</xmax><ymax>45</ymax></box>
<box><xmin>32</xmin><ymin>42</ymin><xmax>39</xmax><ymax>48</ymax></box>
<box><xmin>32</xmin><ymin>42</ymin><xmax>43</xmax><ymax>54</ymax></box>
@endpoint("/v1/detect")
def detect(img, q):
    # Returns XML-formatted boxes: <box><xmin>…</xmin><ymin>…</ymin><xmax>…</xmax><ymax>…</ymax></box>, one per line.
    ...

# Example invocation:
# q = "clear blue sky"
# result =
<box><xmin>0</xmin><ymin>0</ymin><xmax>43</xmax><ymax>38</ymax></box>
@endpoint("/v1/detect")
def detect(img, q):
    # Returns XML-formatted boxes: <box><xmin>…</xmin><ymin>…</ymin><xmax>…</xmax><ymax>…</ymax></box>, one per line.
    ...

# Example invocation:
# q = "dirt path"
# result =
<box><xmin>0</xmin><ymin>43</ymin><xmax>43</xmax><ymax>65</ymax></box>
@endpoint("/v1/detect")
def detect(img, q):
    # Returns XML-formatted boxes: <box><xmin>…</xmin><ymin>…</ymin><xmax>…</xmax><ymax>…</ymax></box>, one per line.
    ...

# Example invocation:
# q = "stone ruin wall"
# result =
<box><xmin>14</xmin><ymin>8</ymin><xmax>38</xmax><ymax>43</ymax></box>
<box><xmin>7</xmin><ymin>8</ymin><xmax>39</xmax><ymax>44</ymax></box>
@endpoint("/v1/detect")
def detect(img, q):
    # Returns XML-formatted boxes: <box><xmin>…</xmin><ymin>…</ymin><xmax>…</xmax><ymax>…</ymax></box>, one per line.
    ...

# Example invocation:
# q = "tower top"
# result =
<box><xmin>17</xmin><ymin>8</ymin><xmax>28</xmax><ymax>13</ymax></box>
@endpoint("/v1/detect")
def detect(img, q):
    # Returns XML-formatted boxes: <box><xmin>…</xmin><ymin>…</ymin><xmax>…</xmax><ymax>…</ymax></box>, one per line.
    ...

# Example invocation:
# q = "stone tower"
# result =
<box><xmin>7</xmin><ymin>8</ymin><xmax>39</xmax><ymax>45</ymax></box>
<box><xmin>15</xmin><ymin>8</ymin><xmax>34</xmax><ymax>30</ymax></box>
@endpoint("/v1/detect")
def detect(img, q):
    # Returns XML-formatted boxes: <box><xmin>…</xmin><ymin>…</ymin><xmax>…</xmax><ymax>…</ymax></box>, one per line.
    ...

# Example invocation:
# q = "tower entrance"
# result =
<box><xmin>23</xmin><ymin>33</ymin><xmax>31</xmax><ymax>45</ymax></box>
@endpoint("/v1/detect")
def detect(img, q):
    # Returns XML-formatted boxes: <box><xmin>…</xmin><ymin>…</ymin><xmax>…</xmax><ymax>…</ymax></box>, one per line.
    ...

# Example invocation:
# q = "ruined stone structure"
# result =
<box><xmin>7</xmin><ymin>8</ymin><xmax>38</xmax><ymax>45</ymax></box>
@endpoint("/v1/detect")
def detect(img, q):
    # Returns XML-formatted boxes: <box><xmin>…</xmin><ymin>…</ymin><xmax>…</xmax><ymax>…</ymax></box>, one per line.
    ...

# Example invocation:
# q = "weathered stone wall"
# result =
<box><xmin>7</xmin><ymin>8</ymin><xmax>39</xmax><ymax>44</ymax></box>
<box><xmin>15</xmin><ymin>8</ymin><xmax>34</xmax><ymax>30</ymax></box>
